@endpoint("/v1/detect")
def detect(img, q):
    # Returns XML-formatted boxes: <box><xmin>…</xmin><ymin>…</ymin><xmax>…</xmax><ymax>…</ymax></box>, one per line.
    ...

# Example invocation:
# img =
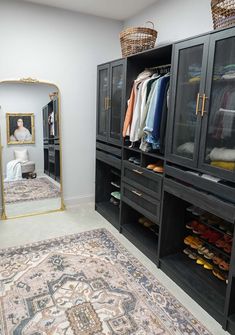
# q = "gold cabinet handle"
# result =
<box><xmin>132</xmin><ymin>169</ymin><xmax>143</xmax><ymax>175</ymax></box>
<box><xmin>108</xmin><ymin>97</ymin><xmax>111</xmax><ymax>109</ymax></box>
<box><xmin>195</xmin><ymin>93</ymin><xmax>202</xmax><ymax>115</ymax></box>
<box><xmin>104</xmin><ymin>97</ymin><xmax>107</xmax><ymax>110</ymax></box>
<box><xmin>131</xmin><ymin>190</ymin><xmax>142</xmax><ymax>197</ymax></box>
<box><xmin>201</xmin><ymin>93</ymin><xmax>208</xmax><ymax>117</ymax></box>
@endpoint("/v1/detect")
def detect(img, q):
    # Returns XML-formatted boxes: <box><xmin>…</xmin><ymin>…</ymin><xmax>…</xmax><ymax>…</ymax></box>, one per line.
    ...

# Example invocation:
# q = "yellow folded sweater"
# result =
<box><xmin>211</xmin><ymin>161</ymin><xmax>235</xmax><ymax>170</ymax></box>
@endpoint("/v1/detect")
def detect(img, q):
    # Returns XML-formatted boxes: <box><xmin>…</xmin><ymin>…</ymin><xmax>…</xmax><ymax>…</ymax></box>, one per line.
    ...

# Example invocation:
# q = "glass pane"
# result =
<box><xmin>172</xmin><ymin>45</ymin><xmax>204</xmax><ymax>160</ymax></box>
<box><xmin>204</xmin><ymin>37</ymin><xmax>235</xmax><ymax>172</ymax></box>
<box><xmin>98</xmin><ymin>68</ymin><xmax>108</xmax><ymax>137</ymax></box>
<box><xmin>110</xmin><ymin>64</ymin><xmax>123</xmax><ymax>140</ymax></box>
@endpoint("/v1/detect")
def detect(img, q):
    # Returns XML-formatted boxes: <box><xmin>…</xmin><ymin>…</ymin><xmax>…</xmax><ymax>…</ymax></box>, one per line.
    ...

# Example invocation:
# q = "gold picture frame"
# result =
<box><xmin>6</xmin><ymin>112</ymin><xmax>35</xmax><ymax>145</ymax></box>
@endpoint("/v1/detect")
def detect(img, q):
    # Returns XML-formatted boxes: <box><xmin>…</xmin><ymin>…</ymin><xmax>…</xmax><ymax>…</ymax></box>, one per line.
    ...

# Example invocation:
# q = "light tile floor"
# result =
<box><xmin>0</xmin><ymin>203</ymin><xmax>230</xmax><ymax>335</ymax></box>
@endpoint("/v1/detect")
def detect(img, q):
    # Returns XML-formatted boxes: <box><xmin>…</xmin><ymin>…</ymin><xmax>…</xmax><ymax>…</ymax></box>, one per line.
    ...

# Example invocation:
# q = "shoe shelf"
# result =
<box><xmin>123</xmin><ymin>139</ymin><xmax>165</xmax><ymax>163</ymax></box>
<box><xmin>95</xmin><ymin>160</ymin><xmax>121</xmax><ymax>230</ymax></box>
<box><xmin>121</xmin><ymin>202</ymin><xmax>159</xmax><ymax>263</ymax></box>
<box><xmin>123</xmin><ymin>150</ymin><xmax>164</xmax><ymax>175</ymax></box>
<box><xmin>159</xmin><ymin>191</ymin><xmax>230</xmax><ymax>325</ymax></box>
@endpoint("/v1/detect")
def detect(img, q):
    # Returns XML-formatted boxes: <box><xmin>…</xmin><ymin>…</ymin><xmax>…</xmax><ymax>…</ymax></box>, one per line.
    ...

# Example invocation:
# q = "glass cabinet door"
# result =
<box><xmin>199</xmin><ymin>30</ymin><xmax>235</xmax><ymax>180</ymax></box>
<box><xmin>97</xmin><ymin>65</ymin><xmax>109</xmax><ymax>140</ymax></box>
<box><xmin>167</xmin><ymin>37</ymin><xmax>209</xmax><ymax>167</ymax></box>
<box><xmin>108</xmin><ymin>60</ymin><xmax>125</xmax><ymax>144</ymax></box>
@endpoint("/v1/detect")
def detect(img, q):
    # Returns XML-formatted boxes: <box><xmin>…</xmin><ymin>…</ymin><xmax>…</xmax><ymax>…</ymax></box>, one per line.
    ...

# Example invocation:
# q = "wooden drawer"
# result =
<box><xmin>96</xmin><ymin>150</ymin><xmax>121</xmax><ymax>170</ymax></box>
<box><xmin>122</xmin><ymin>182</ymin><xmax>160</xmax><ymax>223</ymax></box>
<box><xmin>123</xmin><ymin>161</ymin><xmax>162</xmax><ymax>200</ymax></box>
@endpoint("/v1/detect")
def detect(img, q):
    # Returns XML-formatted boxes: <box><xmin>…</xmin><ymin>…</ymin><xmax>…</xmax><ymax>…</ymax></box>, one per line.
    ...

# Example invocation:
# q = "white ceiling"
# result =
<box><xmin>16</xmin><ymin>0</ymin><xmax>158</xmax><ymax>20</ymax></box>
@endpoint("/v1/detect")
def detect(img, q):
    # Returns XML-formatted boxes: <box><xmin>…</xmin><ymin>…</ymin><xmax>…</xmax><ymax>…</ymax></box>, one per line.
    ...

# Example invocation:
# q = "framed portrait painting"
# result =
<box><xmin>6</xmin><ymin>113</ymin><xmax>35</xmax><ymax>145</ymax></box>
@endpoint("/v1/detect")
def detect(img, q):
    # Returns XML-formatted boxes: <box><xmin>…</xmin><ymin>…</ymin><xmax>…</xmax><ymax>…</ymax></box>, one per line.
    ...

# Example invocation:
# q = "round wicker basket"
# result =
<box><xmin>119</xmin><ymin>22</ymin><xmax>158</xmax><ymax>57</ymax></box>
<box><xmin>211</xmin><ymin>0</ymin><xmax>235</xmax><ymax>29</ymax></box>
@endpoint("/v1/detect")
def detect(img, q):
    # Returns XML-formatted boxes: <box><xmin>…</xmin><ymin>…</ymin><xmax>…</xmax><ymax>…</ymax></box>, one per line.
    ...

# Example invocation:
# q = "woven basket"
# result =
<box><xmin>119</xmin><ymin>21</ymin><xmax>158</xmax><ymax>57</ymax></box>
<box><xmin>211</xmin><ymin>0</ymin><xmax>235</xmax><ymax>29</ymax></box>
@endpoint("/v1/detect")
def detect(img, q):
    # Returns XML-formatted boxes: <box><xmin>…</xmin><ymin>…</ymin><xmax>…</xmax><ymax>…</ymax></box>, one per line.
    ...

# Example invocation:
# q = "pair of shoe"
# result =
<box><xmin>212</xmin><ymin>255</ymin><xmax>229</xmax><ymax>270</ymax></box>
<box><xmin>196</xmin><ymin>257</ymin><xmax>213</xmax><ymax>270</ymax></box>
<box><xmin>110</xmin><ymin>197</ymin><xmax>119</xmax><ymax>206</ymax></box>
<box><xmin>184</xmin><ymin>235</ymin><xmax>203</xmax><ymax>249</ymax></box>
<box><xmin>128</xmin><ymin>157</ymin><xmax>140</xmax><ymax>165</ymax></box>
<box><xmin>183</xmin><ymin>248</ymin><xmax>197</xmax><ymax>260</ymax></box>
<box><xmin>215</xmin><ymin>236</ymin><xmax>232</xmax><ymax>254</ymax></box>
<box><xmin>186</xmin><ymin>206</ymin><xmax>205</xmax><ymax>216</ymax></box>
<box><xmin>138</xmin><ymin>216</ymin><xmax>154</xmax><ymax>228</ymax></box>
<box><xmin>198</xmin><ymin>246</ymin><xmax>214</xmax><ymax>259</ymax></box>
<box><xmin>186</xmin><ymin>220</ymin><xmax>207</xmax><ymax>235</ymax></box>
<box><xmin>212</xmin><ymin>269</ymin><xmax>228</xmax><ymax>282</ymax></box>
<box><xmin>218</xmin><ymin>222</ymin><xmax>233</xmax><ymax>236</ymax></box>
<box><xmin>200</xmin><ymin>229</ymin><xmax>222</xmax><ymax>244</ymax></box>
<box><xmin>111</xmin><ymin>191</ymin><xmax>120</xmax><ymax>200</ymax></box>
<box><xmin>146</xmin><ymin>163</ymin><xmax>164</xmax><ymax>173</ymax></box>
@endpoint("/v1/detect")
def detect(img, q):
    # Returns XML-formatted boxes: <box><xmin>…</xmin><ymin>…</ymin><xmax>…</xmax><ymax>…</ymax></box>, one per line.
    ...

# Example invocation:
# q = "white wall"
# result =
<box><xmin>0</xmin><ymin>0</ymin><xmax>122</xmax><ymax>205</ymax></box>
<box><xmin>124</xmin><ymin>0</ymin><xmax>213</xmax><ymax>45</ymax></box>
<box><xmin>0</xmin><ymin>83</ymin><xmax>57</xmax><ymax>176</ymax></box>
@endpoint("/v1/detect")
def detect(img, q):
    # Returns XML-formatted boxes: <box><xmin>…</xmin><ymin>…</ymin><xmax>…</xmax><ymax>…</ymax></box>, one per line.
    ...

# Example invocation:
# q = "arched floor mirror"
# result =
<box><xmin>0</xmin><ymin>78</ymin><xmax>65</xmax><ymax>219</ymax></box>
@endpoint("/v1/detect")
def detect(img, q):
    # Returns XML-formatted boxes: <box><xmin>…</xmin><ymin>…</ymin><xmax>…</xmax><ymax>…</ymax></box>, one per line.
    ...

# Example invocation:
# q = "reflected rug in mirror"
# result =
<box><xmin>4</xmin><ymin>177</ymin><xmax>60</xmax><ymax>204</ymax></box>
<box><xmin>0</xmin><ymin>229</ymin><xmax>212</xmax><ymax>335</ymax></box>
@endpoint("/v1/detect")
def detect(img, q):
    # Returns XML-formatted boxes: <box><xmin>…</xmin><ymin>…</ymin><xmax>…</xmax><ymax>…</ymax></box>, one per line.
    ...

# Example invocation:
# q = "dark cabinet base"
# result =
<box><xmin>95</xmin><ymin>202</ymin><xmax>120</xmax><ymax>230</ymax></box>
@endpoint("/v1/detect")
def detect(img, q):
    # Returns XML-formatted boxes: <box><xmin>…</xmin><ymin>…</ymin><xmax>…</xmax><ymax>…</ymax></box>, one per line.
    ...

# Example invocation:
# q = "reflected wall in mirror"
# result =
<box><xmin>0</xmin><ymin>79</ymin><xmax>64</xmax><ymax>219</ymax></box>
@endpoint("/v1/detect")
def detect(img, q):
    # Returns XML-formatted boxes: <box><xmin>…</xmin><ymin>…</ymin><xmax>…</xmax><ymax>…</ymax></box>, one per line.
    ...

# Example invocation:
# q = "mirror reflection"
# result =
<box><xmin>0</xmin><ymin>80</ymin><xmax>63</xmax><ymax>218</ymax></box>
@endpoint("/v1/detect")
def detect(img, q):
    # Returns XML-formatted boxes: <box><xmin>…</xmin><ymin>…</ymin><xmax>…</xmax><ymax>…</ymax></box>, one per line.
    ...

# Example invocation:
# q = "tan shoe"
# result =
<box><xmin>146</xmin><ymin>163</ymin><xmax>158</xmax><ymax>170</ymax></box>
<box><xmin>153</xmin><ymin>166</ymin><xmax>164</xmax><ymax>173</ymax></box>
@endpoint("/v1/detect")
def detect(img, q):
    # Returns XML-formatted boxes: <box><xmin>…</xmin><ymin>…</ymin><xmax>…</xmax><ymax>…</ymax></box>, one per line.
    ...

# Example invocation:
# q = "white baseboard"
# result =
<box><xmin>64</xmin><ymin>195</ymin><xmax>95</xmax><ymax>208</ymax></box>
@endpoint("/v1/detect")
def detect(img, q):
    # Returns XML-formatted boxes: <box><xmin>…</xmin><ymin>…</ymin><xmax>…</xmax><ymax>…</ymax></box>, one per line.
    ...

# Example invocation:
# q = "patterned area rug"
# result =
<box><xmin>0</xmin><ymin>229</ymin><xmax>212</xmax><ymax>335</ymax></box>
<box><xmin>4</xmin><ymin>177</ymin><xmax>60</xmax><ymax>204</ymax></box>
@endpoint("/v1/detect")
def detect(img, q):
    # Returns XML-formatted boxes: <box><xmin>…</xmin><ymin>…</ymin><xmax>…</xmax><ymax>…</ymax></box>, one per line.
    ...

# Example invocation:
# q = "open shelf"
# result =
<box><xmin>122</xmin><ymin>222</ymin><xmax>158</xmax><ymax>263</ymax></box>
<box><xmin>96</xmin><ymin>201</ymin><xmax>120</xmax><ymax>230</ymax></box>
<box><xmin>123</xmin><ymin>145</ymin><xmax>165</xmax><ymax>160</ymax></box>
<box><xmin>160</xmin><ymin>252</ymin><xmax>226</xmax><ymax>324</ymax></box>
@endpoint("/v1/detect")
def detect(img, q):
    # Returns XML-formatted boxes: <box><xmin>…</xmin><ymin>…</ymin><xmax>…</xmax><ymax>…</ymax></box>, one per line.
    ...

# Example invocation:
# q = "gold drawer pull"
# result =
<box><xmin>195</xmin><ymin>92</ymin><xmax>202</xmax><ymax>115</ymax></box>
<box><xmin>132</xmin><ymin>169</ymin><xmax>143</xmax><ymax>175</ymax></box>
<box><xmin>132</xmin><ymin>190</ymin><xmax>142</xmax><ymax>197</ymax></box>
<box><xmin>201</xmin><ymin>93</ymin><xmax>208</xmax><ymax>117</ymax></box>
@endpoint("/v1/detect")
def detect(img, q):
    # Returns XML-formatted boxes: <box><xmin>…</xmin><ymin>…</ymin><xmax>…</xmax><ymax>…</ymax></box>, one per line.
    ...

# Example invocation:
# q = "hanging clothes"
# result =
<box><xmin>159</xmin><ymin>81</ymin><xmax>170</xmax><ymax>154</ymax></box>
<box><xmin>141</xmin><ymin>73</ymin><xmax>170</xmax><ymax>151</ymax></box>
<box><xmin>122</xmin><ymin>69</ymin><xmax>153</xmax><ymax>137</ymax></box>
<box><xmin>122</xmin><ymin>66</ymin><xmax>171</xmax><ymax>154</ymax></box>
<box><xmin>129</xmin><ymin>74</ymin><xmax>160</xmax><ymax>142</ymax></box>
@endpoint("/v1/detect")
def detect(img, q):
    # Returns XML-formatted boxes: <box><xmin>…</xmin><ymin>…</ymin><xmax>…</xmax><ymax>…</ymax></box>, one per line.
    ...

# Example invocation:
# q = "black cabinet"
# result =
<box><xmin>167</xmin><ymin>26</ymin><xmax>235</xmax><ymax>182</ymax></box>
<box><xmin>97</xmin><ymin>59</ymin><xmax>126</xmax><ymax>146</ymax></box>
<box><xmin>42</xmin><ymin>97</ymin><xmax>60</xmax><ymax>181</ymax></box>
<box><xmin>166</xmin><ymin>35</ymin><xmax>209</xmax><ymax>168</ymax></box>
<box><xmin>95</xmin><ymin>26</ymin><xmax>235</xmax><ymax>335</ymax></box>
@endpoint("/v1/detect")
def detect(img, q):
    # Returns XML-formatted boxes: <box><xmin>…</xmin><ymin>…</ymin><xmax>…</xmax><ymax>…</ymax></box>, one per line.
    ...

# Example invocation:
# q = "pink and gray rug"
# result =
<box><xmin>4</xmin><ymin>177</ymin><xmax>60</xmax><ymax>204</ymax></box>
<box><xmin>0</xmin><ymin>229</ymin><xmax>212</xmax><ymax>335</ymax></box>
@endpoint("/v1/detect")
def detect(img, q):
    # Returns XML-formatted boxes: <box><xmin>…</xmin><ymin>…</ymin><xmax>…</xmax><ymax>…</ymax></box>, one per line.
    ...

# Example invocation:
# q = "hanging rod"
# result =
<box><xmin>146</xmin><ymin>63</ymin><xmax>171</xmax><ymax>70</ymax></box>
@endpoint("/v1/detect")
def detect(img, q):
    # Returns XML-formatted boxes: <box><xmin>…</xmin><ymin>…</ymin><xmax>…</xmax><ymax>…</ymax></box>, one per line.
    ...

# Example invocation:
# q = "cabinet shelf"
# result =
<box><xmin>123</xmin><ymin>145</ymin><xmax>165</xmax><ymax>160</ymax></box>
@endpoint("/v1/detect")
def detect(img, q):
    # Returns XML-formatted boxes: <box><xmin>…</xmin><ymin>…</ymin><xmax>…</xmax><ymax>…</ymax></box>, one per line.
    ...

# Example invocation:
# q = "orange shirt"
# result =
<box><xmin>122</xmin><ymin>84</ymin><xmax>136</xmax><ymax>137</ymax></box>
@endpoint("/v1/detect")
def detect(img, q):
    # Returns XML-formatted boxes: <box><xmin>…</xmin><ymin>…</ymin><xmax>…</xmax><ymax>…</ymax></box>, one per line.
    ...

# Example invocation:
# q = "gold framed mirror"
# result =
<box><xmin>0</xmin><ymin>78</ymin><xmax>65</xmax><ymax>219</ymax></box>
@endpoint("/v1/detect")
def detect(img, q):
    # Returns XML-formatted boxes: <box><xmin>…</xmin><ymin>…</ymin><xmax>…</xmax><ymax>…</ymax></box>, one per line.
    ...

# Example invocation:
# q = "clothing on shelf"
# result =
<box><xmin>176</xmin><ymin>142</ymin><xmax>194</xmax><ymax>158</ymax></box>
<box><xmin>123</xmin><ymin>65</ymin><xmax>170</xmax><ymax>153</ymax></box>
<box><xmin>209</xmin><ymin>147</ymin><xmax>235</xmax><ymax>162</ymax></box>
<box><xmin>210</xmin><ymin>161</ymin><xmax>235</xmax><ymax>171</ymax></box>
